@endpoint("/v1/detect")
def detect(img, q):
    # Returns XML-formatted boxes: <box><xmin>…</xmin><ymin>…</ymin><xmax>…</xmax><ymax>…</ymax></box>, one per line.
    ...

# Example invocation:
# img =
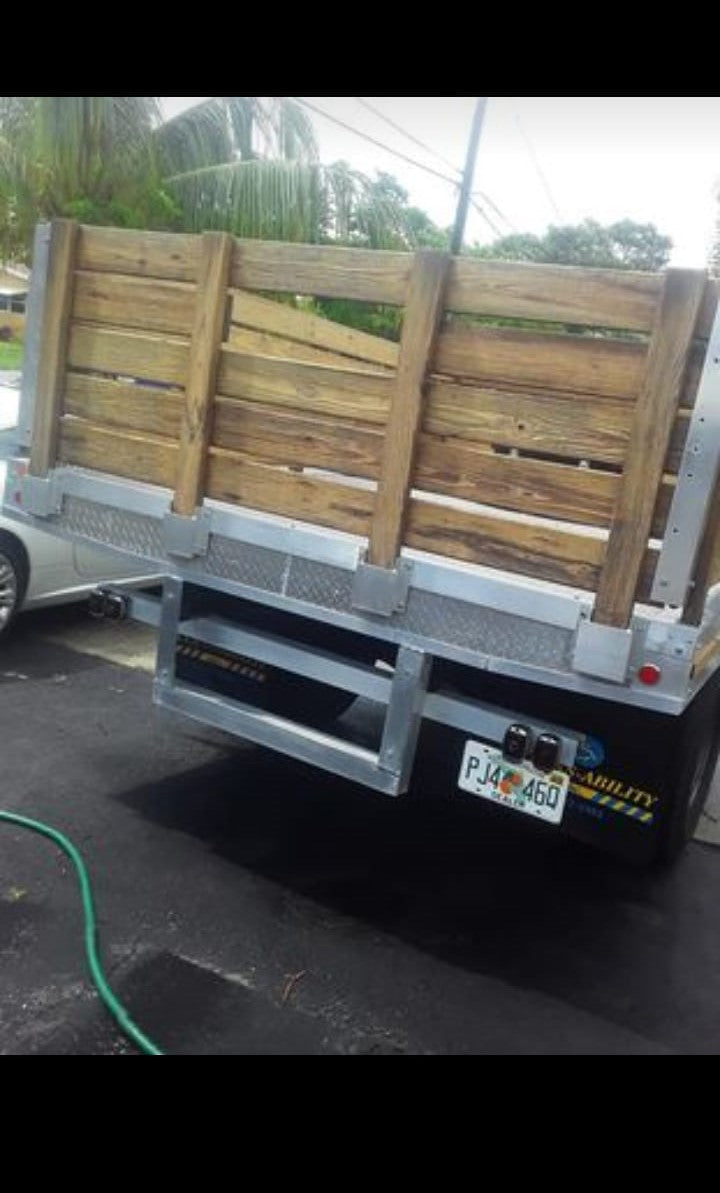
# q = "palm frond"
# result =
<box><xmin>165</xmin><ymin>158</ymin><xmax>408</xmax><ymax>246</ymax></box>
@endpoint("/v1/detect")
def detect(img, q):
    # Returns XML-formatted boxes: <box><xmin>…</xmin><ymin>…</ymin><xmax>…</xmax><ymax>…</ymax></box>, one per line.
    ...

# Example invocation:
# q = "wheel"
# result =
<box><xmin>659</xmin><ymin>715</ymin><xmax>720</xmax><ymax>864</ymax></box>
<box><xmin>0</xmin><ymin>532</ymin><xmax>29</xmax><ymax>638</ymax></box>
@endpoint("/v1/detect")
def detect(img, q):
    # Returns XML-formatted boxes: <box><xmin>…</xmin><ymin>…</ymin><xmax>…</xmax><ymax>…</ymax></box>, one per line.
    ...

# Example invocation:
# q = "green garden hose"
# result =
<box><xmin>0</xmin><ymin>810</ymin><xmax>164</xmax><ymax>1057</ymax></box>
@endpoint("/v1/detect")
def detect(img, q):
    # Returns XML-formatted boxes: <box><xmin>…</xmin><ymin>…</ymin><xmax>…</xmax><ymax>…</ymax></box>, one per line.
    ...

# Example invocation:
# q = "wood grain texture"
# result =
<box><xmin>231</xmin><ymin>240</ymin><xmax>411</xmax><ymax>305</ymax></box>
<box><xmin>68</xmin><ymin>324</ymin><xmax>189</xmax><ymax>387</ymax></box>
<box><xmin>231</xmin><ymin>290</ymin><xmax>399</xmax><ymax>369</ymax></box>
<box><xmin>227</xmin><ymin>326</ymin><xmax>389</xmax><ymax>373</ymax></box>
<box><xmin>369</xmin><ymin>252</ymin><xmax>452</xmax><ymax>567</ymax></box>
<box><xmin>213</xmin><ymin>399</ymin><xmax>382</xmax><ymax>479</ymax></box>
<box><xmin>435</xmin><ymin>325</ymin><xmax>648</xmax><ymax>401</ymax></box>
<box><xmin>64</xmin><ymin>374</ymin><xmax>183</xmax><ymax>439</ymax></box>
<box><xmin>415</xmin><ymin>437</ymin><xmax>674</xmax><ymax>537</ymax></box>
<box><xmin>76</xmin><ymin>226</ymin><xmax>201</xmax><ymax>282</ymax></box>
<box><xmin>218</xmin><ymin>350</ymin><xmax>392</xmax><ymax>425</ymax></box>
<box><xmin>425</xmin><ymin>380</ymin><xmax>633</xmax><ymax>465</ymax></box>
<box><xmin>73</xmin><ymin>271</ymin><xmax>196</xmax><ymax>337</ymax></box>
<box><xmin>30</xmin><ymin>220</ymin><xmax>79</xmax><ymax>477</ymax></box>
<box><xmin>59</xmin><ymin>419</ymin><xmax>178</xmax><ymax>488</ymax></box>
<box><xmin>207</xmin><ymin>452</ymin><xmax>373</xmax><ymax>536</ymax></box>
<box><xmin>174</xmin><ymin>233</ymin><xmax>234</xmax><ymax>517</ymax></box>
<box><xmin>447</xmin><ymin>258</ymin><xmax>663</xmax><ymax>331</ymax></box>
<box><xmin>594</xmin><ymin>269</ymin><xmax>708</xmax><ymax>628</ymax></box>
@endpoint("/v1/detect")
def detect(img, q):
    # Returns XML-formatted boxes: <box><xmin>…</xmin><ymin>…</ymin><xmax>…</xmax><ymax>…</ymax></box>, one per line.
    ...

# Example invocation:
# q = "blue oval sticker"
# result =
<box><xmin>576</xmin><ymin>737</ymin><xmax>607</xmax><ymax>770</ymax></box>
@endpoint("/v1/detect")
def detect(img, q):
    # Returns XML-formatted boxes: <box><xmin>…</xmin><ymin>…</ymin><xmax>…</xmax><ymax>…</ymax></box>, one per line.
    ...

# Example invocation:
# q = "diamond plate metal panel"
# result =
<box><xmin>403</xmin><ymin>590</ymin><xmax>574</xmax><ymax>672</ymax></box>
<box><xmin>206</xmin><ymin>535</ymin><xmax>287</xmax><ymax>595</ymax></box>
<box><xmin>286</xmin><ymin>559</ymin><xmax>356</xmax><ymax>613</ymax></box>
<box><xmin>60</xmin><ymin>498</ymin><xmax>166</xmax><ymax>559</ymax></box>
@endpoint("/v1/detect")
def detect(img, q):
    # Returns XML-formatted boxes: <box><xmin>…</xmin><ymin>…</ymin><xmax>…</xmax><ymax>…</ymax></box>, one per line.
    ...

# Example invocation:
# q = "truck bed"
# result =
<box><xmin>8</xmin><ymin>222</ymin><xmax>720</xmax><ymax>710</ymax></box>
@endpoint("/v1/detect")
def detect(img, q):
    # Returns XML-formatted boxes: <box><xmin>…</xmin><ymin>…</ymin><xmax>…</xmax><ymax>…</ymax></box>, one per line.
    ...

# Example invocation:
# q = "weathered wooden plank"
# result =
<box><xmin>227</xmin><ymin>326</ymin><xmax>389</xmax><ymax>373</ymax></box>
<box><xmin>447</xmin><ymin>258</ymin><xmax>663</xmax><ymax>332</ymax></box>
<box><xmin>68</xmin><ymin>324</ymin><xmax>189</xmax><ymax>388</ymax></box>
<box><xmin>425</xmin><ymin>380</ymin><xmax>633</xmax><ymax>466</ymax></box>
<box><xmin>415</xmin><ymin>437</ymin><xmax>674</xmax><ymax>537</ymax></box>
<box><xmin>59</xmin><ymin>419</ymin><xmax>178</xmax><ymax>489</ymax></box>
<box><xmin>76</xmin><ymin>226</ymin><xmax>201</xmax><ymax>283</ymax></box>
<box><xmin>218</xmin><ymin>350</ymin><xmax>392</xmax><ymax>425</ymax></box>
<box><xmin>64</xmin><ymin>374</ymin><xmax>183</xmax><ymax>439</ymax></box>
<box><xmin>73</xmin><ymin>271</ymin><xmax>196</xmax><ymax>337</ymax></box>
<box><xmin>407</xmin><ymin>500</ymin><xmax>607</xmax><ymax>590</ymax></box>
<box><xmin>214</xmin><ymin>399</ymin><xmax>382</xmax><ymax>479</ymax></box>
<box><xmin>370</xmin><ymin>252</ymin><xmax>452</xmax><ymax>568</ymax></box>
<box><xmin>231</xmin><ymin>240</ymin><xmax>411</xmax><ymax>306</ymax></box>
<box><xmin>594</xmin><ymin>270</ymin><xmax>708</xmax><ymax>628</ymax></box>
<box><xmin>231</xmin><ymin>290</ymin><xmax>399</xmax><ymax>369</ymax></box>
<box><xmin>435</xmin><ymin>326</ymin><xmax>648</xmax><ymax>401</ymax></box>
<box><xmin>174</xmin><ymin>233</ymin><xmax>234</xmax><ymax>517</ymax></box>
<box><xmin>207</xmin><ymin>451</ymin><xmax>373</xmax><ymax>537</ymax></box>
<box><xmin>30</xmin><ymin>220</ymin><xmax>79</xmax><ymax>477</ymax></box>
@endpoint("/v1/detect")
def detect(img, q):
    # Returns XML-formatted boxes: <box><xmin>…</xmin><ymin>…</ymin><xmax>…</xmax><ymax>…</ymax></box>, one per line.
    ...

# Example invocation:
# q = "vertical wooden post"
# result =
<box><xmin>368</xmin><ymin>251</ymin><xmax>452</xmax><ymax>568</ymax></box>
<box><xmin>593</xmin><ymin>269</ymin><xmax>707</xmax><ymax>629</ymax></box>
<box><xmin>174</xmin><ymin>232</ymin><xmax>234</xmax><ymax>517</ymax></box>
<box><xmin>29</xmin><ymin>219</ymin><xmax>79</xmax><ymax>478</ymax></box>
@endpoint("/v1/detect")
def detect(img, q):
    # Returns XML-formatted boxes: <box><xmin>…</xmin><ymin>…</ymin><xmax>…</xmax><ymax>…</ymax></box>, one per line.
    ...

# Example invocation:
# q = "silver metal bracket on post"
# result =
<box><xmin>163</xmin><ymin>510</ymin><xmax>212</xmax><ymax>560</ymax></box>
<box><xmin>21</xmin><ymin>473</ymin><xmax>64</xmax><ymax>519</ymax></box>
<box><xmin>379</xmin><ymin>647</ymin><xmax>432</xmax><ymax>793</ymax></box>
<box><xmin>352</xmin><ymin>557</ymin><xmax>413</xmax><ymax>618</ymax></box>
<box><xmin>652</xmin><ymin>303</ymin><xmax>720</xmax><ymax>607</ymax></box>
<box><xmin>573</xmin><ymin>619</ymin><xmax>634</xmax><ymax>685</ymax></box>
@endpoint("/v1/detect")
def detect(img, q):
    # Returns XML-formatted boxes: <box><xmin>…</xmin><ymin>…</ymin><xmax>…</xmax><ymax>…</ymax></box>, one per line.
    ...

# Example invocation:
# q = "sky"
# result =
<box><xmin>161</xmin><ymin>97</ymin><xmax>720</xmax><ymax>267</ymax></box>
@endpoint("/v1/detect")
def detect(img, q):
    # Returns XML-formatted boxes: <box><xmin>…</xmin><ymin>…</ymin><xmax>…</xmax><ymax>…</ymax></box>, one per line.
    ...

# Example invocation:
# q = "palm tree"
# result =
<box><xmin>0</xmin><ymin>97</ymin><xmax>408</xmax><ymax>258</ymax></box>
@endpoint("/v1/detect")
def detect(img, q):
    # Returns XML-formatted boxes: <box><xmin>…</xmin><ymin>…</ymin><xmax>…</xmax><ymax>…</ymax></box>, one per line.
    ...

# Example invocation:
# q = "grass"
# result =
<box><xmin>0</xmin><ymin>339</ymin><xmax>24</xmax><ymax>371</ymax></box>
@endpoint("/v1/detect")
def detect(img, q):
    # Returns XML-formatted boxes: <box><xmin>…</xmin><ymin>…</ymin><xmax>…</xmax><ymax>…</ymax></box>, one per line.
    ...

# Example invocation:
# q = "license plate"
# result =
<box><xmin>458</xmin><ymin>742</ymin><xmax>569</xmax><ymax>826</ymax></box>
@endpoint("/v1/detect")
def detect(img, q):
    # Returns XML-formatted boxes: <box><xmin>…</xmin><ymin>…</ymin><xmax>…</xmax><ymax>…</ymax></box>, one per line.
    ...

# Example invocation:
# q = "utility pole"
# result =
<box><xmin>451</xmin><ymin>98</ymin><xmax>489</xmax><ymax>256</ymax></box>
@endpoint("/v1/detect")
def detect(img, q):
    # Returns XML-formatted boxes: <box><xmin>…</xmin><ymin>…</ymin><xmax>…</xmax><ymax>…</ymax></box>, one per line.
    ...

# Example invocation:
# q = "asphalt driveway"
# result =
<box><xmin>2</xmin><ymin>606</ymin><xmax>720</xmax><ymax>1055</ymax></box>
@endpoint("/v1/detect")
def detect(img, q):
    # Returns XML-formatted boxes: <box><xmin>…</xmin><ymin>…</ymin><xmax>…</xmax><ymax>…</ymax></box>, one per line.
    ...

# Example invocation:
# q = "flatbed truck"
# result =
<box><xmin>6</xmin><ymin>219</ymin><xmax>720</xmax><ymax>864</ymax></box>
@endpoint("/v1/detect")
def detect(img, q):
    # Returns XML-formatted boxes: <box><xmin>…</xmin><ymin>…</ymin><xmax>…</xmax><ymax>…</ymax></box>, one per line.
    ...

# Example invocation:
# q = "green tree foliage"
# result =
<box><xmin>0</xmin><ymin>97</ymin><xmax>419</xmax><ymax>257</ymax></box>
<box><xmin>473</xmin><ymin>218</ymin><xmax>673</xmax><ymax>272</ymax></box>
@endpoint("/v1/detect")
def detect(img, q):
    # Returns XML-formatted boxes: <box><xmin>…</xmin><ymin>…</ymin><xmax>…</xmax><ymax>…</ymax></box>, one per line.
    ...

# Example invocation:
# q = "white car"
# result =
<box><xmin>0</xmin><ymin>382</ymin><xmax>151</xmax><ymax>636</ymax></box>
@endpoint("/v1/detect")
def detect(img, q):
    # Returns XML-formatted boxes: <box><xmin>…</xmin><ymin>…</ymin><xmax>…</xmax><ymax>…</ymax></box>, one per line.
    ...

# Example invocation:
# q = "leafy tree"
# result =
<box><xmin>473</xmin><ymin>218</ymin><xmax>673</xmax><ymax>272</ymax></box>
<box><xmin>0</xmin><ymin>97</ymin><xmax>413</xmax><ymax>256</ymax></box>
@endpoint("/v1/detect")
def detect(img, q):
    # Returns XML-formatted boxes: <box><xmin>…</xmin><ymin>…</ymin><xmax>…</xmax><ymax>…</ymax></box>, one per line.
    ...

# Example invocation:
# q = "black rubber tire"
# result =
<box><xmin>0</xmin><ymin>531</ymin><xmax>29</xmax><ymax>638</ymax></box>
<box><xmin>659</xmin><ymin>719</ymin><xmax>720</xmax><ymax>864</ymax></box>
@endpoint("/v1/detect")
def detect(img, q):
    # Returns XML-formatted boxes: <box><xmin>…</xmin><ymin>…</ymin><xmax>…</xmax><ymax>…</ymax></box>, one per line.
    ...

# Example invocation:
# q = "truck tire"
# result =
<box><xmin>0</xmin><ymin>532</ymin><xmax>29</xmax><ymax>638</ymax></box>
<box><xmin>659</xmin><ymin>717</ymin><xmax>720</xmax><ymax>864</ymax></box>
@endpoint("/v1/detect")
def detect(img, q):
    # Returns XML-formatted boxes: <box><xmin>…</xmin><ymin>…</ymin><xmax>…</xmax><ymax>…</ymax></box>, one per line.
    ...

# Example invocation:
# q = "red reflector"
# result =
<box><xmin>639</xmin><ymin>664</ymin><xmax>662</xmax><ymax>687</ymax></box>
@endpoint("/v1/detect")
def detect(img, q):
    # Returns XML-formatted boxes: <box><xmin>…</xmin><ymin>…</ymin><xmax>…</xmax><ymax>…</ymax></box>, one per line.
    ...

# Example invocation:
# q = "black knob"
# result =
<box><xmin>503</xmin><ymin>725</ymin><xmax>532</xmax><ymax>764</ymax></box>
<box><xmin>535</xmin><ymin>734</ymin><xmax>561</xmax><ymax>774</ymax></box>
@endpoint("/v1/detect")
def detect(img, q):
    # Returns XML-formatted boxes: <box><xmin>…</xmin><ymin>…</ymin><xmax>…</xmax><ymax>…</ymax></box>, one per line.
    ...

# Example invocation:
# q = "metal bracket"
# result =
<box><xmin>164</xmin><ymin>510</ymin><xmax>212</xmax><ymax>560</ymax></box>
<box><xmin>573</xmin><ymin>620</ymin><xmax>634</xmax><ymax>685</ymax></box>
<box><xmin>21</xmin><ymin>473</ymin><xmax>64</xmax><ymax>519</ymax></box>
<box><xmin>352</xmin><ymin>558</ymin><xmax>413</xmax><ymax>618</ymax></box>
<box><xmin>652</xmin><ymin>303</ymin><xmax>720</xmax><ymax>607</ymax></box>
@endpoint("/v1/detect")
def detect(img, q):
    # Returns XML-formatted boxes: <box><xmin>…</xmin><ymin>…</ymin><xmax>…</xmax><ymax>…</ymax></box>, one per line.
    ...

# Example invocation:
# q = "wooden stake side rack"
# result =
<box><xmin>18</xmin><ymin>220</ymin><xmax>720</xmax><ymax>698</ymax></box>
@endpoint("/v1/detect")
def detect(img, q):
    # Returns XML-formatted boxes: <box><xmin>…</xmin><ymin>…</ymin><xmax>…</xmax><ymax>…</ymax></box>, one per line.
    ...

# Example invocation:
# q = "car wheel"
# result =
<box><xmin>0</xmin><ymin>532</ymin><xmax>29</xmax><ymax>637</ymax></box>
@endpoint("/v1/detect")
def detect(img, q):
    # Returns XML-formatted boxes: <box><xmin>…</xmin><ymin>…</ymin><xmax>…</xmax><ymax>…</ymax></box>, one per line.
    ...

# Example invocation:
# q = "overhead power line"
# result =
<box><xmin>353</xmin><ymin>97</ymin><xmax>463</xmax><ymax>178</ymax></box>
<box><xmin>293</xmin><ymin>96</ymin><xmax>505</xmax><ymax>241</ymax></box>
<box><xmin>511</xmin><ymin>101</ymin><xmax>563</xmax><ymax>221</ymax></box>
<box><xmin>293</xmin><ymin>97</ymin><xmax>460</xmax><ymax>188</ymax></box>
